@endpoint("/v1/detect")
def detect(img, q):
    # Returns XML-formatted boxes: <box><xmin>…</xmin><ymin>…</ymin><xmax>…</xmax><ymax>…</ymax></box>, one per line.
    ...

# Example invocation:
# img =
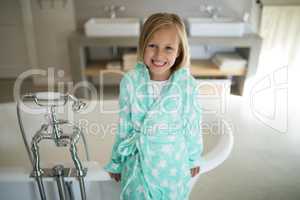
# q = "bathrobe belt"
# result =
<box><xmin>117</xmin><ymin>128</ymin><xmax>165</xmax><ymax>199</ymax></box>
<box><xmin>117</xmin><ymin>129</ymin><xmax>140</xmax><ymax>159</ymax></box>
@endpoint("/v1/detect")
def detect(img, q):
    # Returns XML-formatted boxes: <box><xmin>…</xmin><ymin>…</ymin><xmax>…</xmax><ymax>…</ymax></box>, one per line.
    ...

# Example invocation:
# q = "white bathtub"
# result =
<box><xmin>0</xmin><ymin>100</ymin><xmax>123</xmax><ymax>199</ymax></box>
<box><xmin>0</xmin><ymin>89</ymin><xmax>233</xmax><ymax>200</ymax></box>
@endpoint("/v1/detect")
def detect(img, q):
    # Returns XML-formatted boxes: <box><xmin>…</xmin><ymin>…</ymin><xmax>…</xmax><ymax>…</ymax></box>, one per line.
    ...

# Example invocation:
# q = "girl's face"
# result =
<box><xmin>144</xmin><ymin>26</ymin><xmax>180</xmax><ymax>81</ymax></box>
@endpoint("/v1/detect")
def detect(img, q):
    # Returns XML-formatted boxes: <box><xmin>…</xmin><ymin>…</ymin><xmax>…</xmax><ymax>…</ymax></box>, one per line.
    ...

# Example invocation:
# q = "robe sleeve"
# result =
<box><xmin>183</xmin><ymin>81</ymin><xmax>204</xmax><ymax>169</ymax></box>
<box><xmin>104</xmin><ymin>75</ymin><xmax>133</xmax><ymax>173</ymax></box>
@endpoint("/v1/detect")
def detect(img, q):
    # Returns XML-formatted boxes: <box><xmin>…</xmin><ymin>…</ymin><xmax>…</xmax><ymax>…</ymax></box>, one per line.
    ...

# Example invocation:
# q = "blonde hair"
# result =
<box><xmin>138</xmin><ymin>13</ymin><xmax>190</xmax><ymax>72</ymax></box>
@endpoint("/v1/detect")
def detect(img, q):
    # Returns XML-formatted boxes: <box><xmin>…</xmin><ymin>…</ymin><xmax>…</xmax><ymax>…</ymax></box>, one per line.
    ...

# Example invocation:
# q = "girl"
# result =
<box><xmin>104</xmin><ymin>13</ymin><xmax>203</xmax><ymax>200</ymax></box>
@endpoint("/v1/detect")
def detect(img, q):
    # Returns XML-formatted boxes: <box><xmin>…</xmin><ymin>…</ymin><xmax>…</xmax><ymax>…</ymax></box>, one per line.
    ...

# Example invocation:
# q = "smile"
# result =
<box><xmin>152</xmin><ymin>59</ymin><xmax>166</xmax><ymax>67</ymax></box>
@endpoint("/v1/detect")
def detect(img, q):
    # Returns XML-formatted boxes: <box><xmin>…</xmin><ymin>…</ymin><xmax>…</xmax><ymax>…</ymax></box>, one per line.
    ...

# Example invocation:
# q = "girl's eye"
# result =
<box><xmin>147</xmin><ymin>44</ymin><xmax>156</xmax><ymax>48</ymax></box>
<box><xmin>166</xmin><ymin>46</ymin><xmax>174</xmax><ymax>51</ymax></box>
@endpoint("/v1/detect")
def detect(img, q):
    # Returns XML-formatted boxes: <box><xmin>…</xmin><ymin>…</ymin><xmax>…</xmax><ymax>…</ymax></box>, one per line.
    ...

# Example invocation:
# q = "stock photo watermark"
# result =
<box><xmin>249</xmin><ymin>66</ymin><xmax>288</xmax><ymax>133</ymax></box>
<box><xmin>14</xmin><ymin>67</ymin><xmax>235</xmax><ymax>138</ymax></box>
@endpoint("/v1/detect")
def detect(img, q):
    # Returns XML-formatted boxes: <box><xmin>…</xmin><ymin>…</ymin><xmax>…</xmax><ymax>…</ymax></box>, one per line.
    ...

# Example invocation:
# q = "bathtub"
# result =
<box><xmin>0</xmin><ymin>87</ymin><xmax>233</xmax><ymax>199</ymax></box>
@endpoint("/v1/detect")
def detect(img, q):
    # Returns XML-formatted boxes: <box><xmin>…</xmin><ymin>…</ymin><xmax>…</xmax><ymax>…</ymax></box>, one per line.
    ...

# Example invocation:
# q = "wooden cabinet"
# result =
<box><xmin>69</xmin><ymin>32</ymin><xmax>262</xmax><ymax>95</ymax></box>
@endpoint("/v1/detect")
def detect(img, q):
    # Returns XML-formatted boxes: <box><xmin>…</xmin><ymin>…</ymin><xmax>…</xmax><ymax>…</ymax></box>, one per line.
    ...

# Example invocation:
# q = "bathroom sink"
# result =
<box><xmin>84</xmin><ymin>18</ymin><xmax>140</xmax><ymax>37</ymax></box>
<box><xmin>187</xmin><ymin>17</ymin><xmax>245</xmax><ymax>37</ymax></box>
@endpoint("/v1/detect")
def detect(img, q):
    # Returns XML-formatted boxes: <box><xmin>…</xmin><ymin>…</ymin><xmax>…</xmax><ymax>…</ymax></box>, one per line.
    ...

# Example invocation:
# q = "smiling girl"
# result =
<box><xmin>104</xmin><ymin>13</ymin><xmax>203</xmax><ymax>200</ymax></box>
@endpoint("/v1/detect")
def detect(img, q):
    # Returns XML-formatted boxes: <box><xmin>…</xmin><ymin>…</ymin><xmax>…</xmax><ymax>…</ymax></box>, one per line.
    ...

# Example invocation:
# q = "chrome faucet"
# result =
<box><xmin>200</xmin><ymin>4</ymin><xmax>221</xmax><ymax>19</ymax></box>
<box><xmin>17</xmin><ymin>92</ymin><xmax>89</xmax><ymax>200</ymax></box>
<box><xmin>104</xmin><ymin>5</ymin><xmax>125</xmax><ymax>18</ymax></box>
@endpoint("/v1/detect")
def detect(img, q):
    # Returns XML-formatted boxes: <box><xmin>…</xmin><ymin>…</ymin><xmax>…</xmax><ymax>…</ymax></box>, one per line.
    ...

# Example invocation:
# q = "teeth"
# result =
<box><xmin>152</xmin><ymin>60</ymin><xmax>165</xmax><ymax>66</ymax></box>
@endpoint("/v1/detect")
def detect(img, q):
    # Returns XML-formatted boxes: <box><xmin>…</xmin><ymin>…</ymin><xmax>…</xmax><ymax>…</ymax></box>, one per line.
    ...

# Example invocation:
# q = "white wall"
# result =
<box><xmin>74</xmin><ymin>0</ymin><xmax>256</xmax><ymax>26</ymax></box>
<box><xmin>0</xmin><ymin>0</ymin><xmax>30</xmax><ymax>78</ymax></box>
<box><xmin>29</xmin><ymin>0</ymin><xmax>76</xmax><ymax>84</ymax></box>
<box><xmin>0</xmin><ymin>0</ymin><xmax>260</xmax><ymax>81</ymax></box>
<box><xmin>0</xmin><ymin>0</ymin><xmax>77</xmax><ymax>82</ymax></box>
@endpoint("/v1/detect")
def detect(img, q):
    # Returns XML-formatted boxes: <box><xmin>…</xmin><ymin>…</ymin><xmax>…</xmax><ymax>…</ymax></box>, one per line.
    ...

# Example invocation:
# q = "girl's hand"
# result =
<box><xmin>190</xmin><ymin>166</ymin><xmax>200</xmax><ymax>177</ymax></box>
<box><xmin>108</xmin><ymin>172</ymin><xmax>121</xmax><ymax>182</ymax></box>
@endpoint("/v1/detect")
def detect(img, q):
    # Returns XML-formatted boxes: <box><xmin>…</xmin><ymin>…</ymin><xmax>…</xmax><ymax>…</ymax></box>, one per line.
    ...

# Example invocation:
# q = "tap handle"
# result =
<box><xmin>35</xmin><ymin>92</ymin><xmax>67</xmax><ymax>107</ymax></box>
<box><xmin>21</xmin><ymin>92</ymin><xmax>86</xmax><ymax>111</ymax></box>
<box><xmin>117</xmin><ymin>5</ymin><xmax>125</xmax><ymax>12</ymax></box>
<box><xmin>104</xmin><ymin>5</ymin><xmax>114</xmax><ymax>12</ymax></box>
<box><xmin>104</xmin><ymin>5</ymin><xmax>125</xmax><ymax>18</ymax></box>
<box><xmin>104</xmin><ymin>5</ymin><xmax>125</xmax><ymax>11</ymax></box>
<box><xmin>20</xmin><ymin>92</ymin><xmax>67</xmax><ymax>107</ymax></box>
<box><xmin>199</xmin><ymin>4</ymin><xmax>207</xmax><ymax>12</ymax></box>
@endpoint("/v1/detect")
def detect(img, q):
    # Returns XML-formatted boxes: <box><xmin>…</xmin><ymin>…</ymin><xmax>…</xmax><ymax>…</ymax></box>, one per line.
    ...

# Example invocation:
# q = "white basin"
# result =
<box><xmin>84</xmin><ymin>18</ymin><xmax>140</xmax><ymax>37</ymax></box>
<box><xmin>187</xmin><ymin>17</ymin><xmax>245</xmax><ymax>37</ymax></box>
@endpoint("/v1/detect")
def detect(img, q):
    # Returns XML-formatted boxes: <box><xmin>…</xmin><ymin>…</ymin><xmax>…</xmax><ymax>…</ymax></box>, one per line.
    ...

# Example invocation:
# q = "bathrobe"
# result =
<box><xmin>104</xmin><ymin>62</ymin><xmax>203</xmax><ymax>200</ymax></box>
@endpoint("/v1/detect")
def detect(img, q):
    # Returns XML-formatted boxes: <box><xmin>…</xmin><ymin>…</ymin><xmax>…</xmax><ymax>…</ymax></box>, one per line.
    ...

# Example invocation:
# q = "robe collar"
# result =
<box><xmin>135</xmin><ymin>62</ymin><xmax>190</xmax><ymax>83</ymax></box>
<box><xmin>133</xmin><ymin>62</ymin><xmax>190</xmax><ymax>116</ymax></box>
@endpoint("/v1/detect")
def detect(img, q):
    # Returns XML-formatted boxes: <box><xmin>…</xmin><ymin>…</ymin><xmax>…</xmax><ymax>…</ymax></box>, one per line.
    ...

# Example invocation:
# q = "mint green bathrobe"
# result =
<box><xmin>104</xmin><ymin>63</ymin><xmax>203</xmax><ymax>200</ymax></box>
